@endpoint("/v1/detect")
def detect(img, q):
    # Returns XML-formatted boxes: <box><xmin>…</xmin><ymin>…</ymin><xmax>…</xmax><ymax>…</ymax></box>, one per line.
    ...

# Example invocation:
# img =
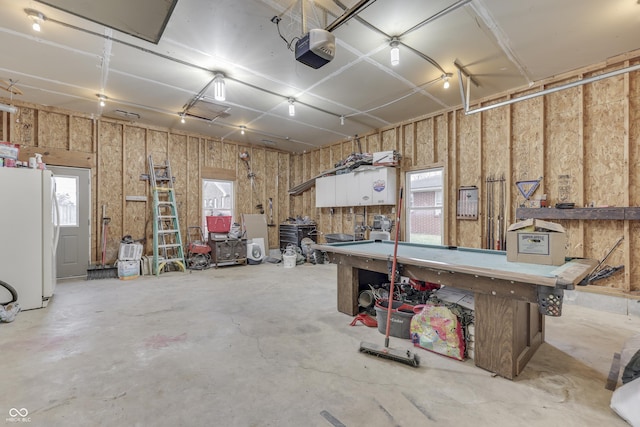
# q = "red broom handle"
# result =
<box><xmin>384</xmin><ymin>187</ymin><xmax>403</xmax><ymax>348</ymax></box>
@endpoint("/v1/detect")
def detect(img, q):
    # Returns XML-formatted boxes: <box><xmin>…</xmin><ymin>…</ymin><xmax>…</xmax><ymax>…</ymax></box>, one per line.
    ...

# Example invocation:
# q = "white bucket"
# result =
<box><xmin>283</xmin><ymin>254</ymin><xmax>297</xmax><ymax>268</ymax></box>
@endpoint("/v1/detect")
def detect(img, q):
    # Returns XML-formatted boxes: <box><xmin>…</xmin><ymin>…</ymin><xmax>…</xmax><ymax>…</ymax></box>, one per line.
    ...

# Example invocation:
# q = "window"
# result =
<box><xmin>202</xmin><ymin>179</ymin><xmax>234</xmax><ymax>236</ymax></box>
<box><xmin>406</xmin><ymin>168</ymin><xmax>444</xmax><ymax>245</ymax></box>
<box><xmin>53</xmin><ymin>175</ymin><xmax>78</xmax><ymax>227</ymax></box>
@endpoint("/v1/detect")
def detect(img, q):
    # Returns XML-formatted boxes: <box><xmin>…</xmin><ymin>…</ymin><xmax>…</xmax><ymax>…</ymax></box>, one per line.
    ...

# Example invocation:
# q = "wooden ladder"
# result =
<box><xmin>148</xmin><ymin>155</ymin><xmax>186</xmax><ymax>275</ymax></box>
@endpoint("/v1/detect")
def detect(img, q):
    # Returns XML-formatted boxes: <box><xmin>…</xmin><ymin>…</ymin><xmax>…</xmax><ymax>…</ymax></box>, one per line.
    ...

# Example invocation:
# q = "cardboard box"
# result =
<box><xmin>373</xmin><ymin>150</ymin><xmax>397</xmax><ymax>166</ymax></box>
<box><xmin>118</xmin><ymin>260</ymin><xmax>140</xmax><ymax>280</ymax></box>
<box><xmin>506</xmin><ymin>218</ymin><xmax>566</xmax><ymax>265</ymax></box>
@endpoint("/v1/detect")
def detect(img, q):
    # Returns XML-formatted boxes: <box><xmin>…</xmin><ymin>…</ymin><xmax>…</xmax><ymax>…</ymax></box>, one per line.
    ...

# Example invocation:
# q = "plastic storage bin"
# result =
<box><xmin>374</xmin><ymin>300</ymin><xmax>415</xmax><ymax>339</ymax></box>
<box><xmin>206</xmin><ymin>216</ymin><xmax>232</xmax><ymax>233</ymax></box>
<box><xmin>119</xmin><ymin>243</ymin><xmax>143</xmax><ymax>261</ymax></box>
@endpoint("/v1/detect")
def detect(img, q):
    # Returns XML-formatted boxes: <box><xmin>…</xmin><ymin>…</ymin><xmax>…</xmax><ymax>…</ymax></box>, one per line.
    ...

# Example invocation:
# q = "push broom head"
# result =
<box><xmin>359</xmin><ymin>341</ymin><xmax>420</xmax><ymax>367</ymax></box>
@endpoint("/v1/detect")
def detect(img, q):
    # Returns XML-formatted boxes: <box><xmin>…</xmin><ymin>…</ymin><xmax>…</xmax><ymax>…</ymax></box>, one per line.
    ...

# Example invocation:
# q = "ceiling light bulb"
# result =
<box><xmin>100</xmin><ymin>99</ymin><xmax>105</xmax><ymax>107</ymax></box>
<box><xmin>240</xmin><ymin>126</ymin><xmax>245</xmax><ymax>135</ymax></box>
<box><xmin>340</xmin><ymin>115</ymin><xmax>344</xmax><ymax>126</ymax></box>
<box><xmin>96</xmin><ymin>94</ymin><xmax>107</xmax><ymax>107</ymax></box>
<box><xmin>25</xmin><ymin>9</ymin><xmax>45</xmax><ymax>32</ymax></box>
<box><xmin>390</xmin><ymin>39</ymin><xmax>400</xmax><ymax>66</ymax></box>
<box><xmin>180</xmin><ymin>114</ymin><xmax>185</xmax><ymax>124</ymax></box>
<box><xmin>288</xmin><ymin>98</ymin><xmax>295</xmax><ymax>117</ymax></box>
<box><xmin>213</xmin><ymin>73</ymin><xmax>225</xmax><ymax>102</ymax></box>
<box><xmin>442</xmin><ymin>73</ymin><xmax>452</xmax><ymax>89</ymax></box>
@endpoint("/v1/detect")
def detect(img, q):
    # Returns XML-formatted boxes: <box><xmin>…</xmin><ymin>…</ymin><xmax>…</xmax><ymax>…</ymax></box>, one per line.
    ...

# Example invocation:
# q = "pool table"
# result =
<box><xmin>312</xmin><ymin>240</ymin><xmax>598</xmax><ymax>379</ymax></box>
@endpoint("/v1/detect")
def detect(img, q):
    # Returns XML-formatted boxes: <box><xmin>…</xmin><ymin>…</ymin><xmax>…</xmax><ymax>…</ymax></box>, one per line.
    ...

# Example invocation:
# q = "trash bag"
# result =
<box><xmin>0</xmin><ymin>302</ymin><xmax>20</xmax><ymax>323</ymax></box>
<box><xmin>0</xmin><ymin>280</ymin><xmax>20</xmax><ymax>323</ymax></box>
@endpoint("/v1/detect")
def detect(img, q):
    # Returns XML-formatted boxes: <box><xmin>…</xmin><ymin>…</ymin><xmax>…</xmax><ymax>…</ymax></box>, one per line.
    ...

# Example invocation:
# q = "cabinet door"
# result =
<box><xmin>370</xmin><ymin>167</ymin><xmax>396</xmax><ymax>205</ymax></box>
<box><xmin>335</xmin><ymin>173</ymin><xmax>353</xmax><ymax>207</ymax></box>
<box><xmin>354</xmin><ymin>167</ymin><xmax>396</xmax><ymax>205</ymax></box>
<box><xmin>315</xmin><ymin>175</ymin><xmax>335</xmax><ymax>207</ymax></box>
<box><xmin>353</xmin><ymin>169</ymin><xmax>374</xmax><ymax>206</ymax></box>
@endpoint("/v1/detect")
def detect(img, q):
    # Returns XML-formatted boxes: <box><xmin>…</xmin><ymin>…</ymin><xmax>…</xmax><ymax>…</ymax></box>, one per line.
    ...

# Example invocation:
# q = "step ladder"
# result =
<box><xmin>148</xmin><ymin>155</ymin><xmax>186</xmax><ymax>275</ymax></box>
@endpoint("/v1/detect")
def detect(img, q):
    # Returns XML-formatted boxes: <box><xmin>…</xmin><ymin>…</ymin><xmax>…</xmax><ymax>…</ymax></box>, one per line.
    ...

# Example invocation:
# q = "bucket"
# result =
<box><xmin>283</xmin><ymin>254</ymin><xmax>297</xmax><ymax>268</ymax></box>
<box><xmin>374</xmin><ymin>300</ymin><xmax>415</xmax><ymax>339</ymax></box>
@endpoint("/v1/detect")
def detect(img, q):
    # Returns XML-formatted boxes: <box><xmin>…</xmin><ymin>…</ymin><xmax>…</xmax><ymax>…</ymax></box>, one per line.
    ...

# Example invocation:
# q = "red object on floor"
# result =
<box><xmin>409</xmin><ymin>279</ymin><xmax>440</xmax><ymax>292</ymax></box>
<box><xmin>350</xmin><ymin>313</ymin><xmax>378</xmax><ymax>327</ymax></box>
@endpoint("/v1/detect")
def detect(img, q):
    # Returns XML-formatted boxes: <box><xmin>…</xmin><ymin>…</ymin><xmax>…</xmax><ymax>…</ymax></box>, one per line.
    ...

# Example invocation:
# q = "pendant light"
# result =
<box><xmin>213</xmin><ymin>73</ymin><xmax>225</xmax><ymax>102</ymax></box>
<box><xmin>390</xmin><ymin>38</ymin><xmax>400</xmax><ymax>66</ymax></box>
<box><xmin>288</xmin><ymin>98</ymin><xmax>295</xmax><ymax>117</ymax></box>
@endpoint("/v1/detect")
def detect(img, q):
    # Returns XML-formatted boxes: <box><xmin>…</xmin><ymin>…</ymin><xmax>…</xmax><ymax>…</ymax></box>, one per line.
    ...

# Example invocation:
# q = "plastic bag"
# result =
<box><xmin>0</xmin><ymin>302</ymin><xmax>20</xmax><ymax>323</ymax></box>
<box><xmin>410</xmin><ymin>303</ymin><xmax>465</xmax><ymax>360</ymax></box>
<box><xmin>1</xmin><ymin>280</ymin><xmax>20</xmax><ymax>323</ymax></box>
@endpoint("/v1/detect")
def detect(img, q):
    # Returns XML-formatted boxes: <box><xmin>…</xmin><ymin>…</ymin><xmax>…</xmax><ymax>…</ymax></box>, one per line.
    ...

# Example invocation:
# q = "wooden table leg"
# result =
<box><xmin>337</xmin><ymin>264</ymin><xmax>359</xmax><ymax>316</ymax></box>
<box><xmin>474</xmin><ymin>293</ymin><xmax>544</xmax><ymax>379</ymax></box>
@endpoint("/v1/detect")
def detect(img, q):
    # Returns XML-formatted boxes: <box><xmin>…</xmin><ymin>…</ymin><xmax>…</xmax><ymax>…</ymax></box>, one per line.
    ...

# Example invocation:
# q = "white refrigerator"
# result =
<box><xmin>0</xmin><ymin>167</ymin><xmax>60</xmax><ymax>310</ymax></box>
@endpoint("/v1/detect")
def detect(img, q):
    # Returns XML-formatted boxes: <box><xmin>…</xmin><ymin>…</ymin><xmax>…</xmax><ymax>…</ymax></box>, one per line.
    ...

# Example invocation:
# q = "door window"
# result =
<box><xmin>53</xmin><ymin>175</ymin><xmax>78</xmax><ymax>227</ymax></box>
<box><xmin>406</xmin><ymin>168</ymin><xmax>444</xmax><ymax>245</ymax></box>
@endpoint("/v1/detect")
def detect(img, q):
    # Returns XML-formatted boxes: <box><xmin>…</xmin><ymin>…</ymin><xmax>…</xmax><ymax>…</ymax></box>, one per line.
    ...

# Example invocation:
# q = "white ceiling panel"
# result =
<box><xmin>0</xmin><ymin>0</ymin><xmax>638</xmax><ymax>152</ymax></box>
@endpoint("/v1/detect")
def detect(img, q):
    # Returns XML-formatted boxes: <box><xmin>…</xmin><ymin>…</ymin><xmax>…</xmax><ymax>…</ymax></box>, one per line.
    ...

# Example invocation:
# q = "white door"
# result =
<box><xmin>49</xmin><ymin>166</ymin><xmax>91</xmax><ymax>278</ymax></box>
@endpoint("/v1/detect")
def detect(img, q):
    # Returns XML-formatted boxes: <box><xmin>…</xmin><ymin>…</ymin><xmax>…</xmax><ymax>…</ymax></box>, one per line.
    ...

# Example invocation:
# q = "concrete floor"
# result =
<box><xmin>2</xmin><ymin>262</ymin><xmax>639</xmax><ymax>426</ymax></box>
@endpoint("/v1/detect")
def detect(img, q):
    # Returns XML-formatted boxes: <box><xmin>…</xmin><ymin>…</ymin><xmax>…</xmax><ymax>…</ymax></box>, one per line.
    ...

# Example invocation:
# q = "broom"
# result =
<box><xmin>87</xmin><ymin>205</ymin><xmax>118</xmax><ymax>279</ymax></box>
<box><xmin>359</xmin><ymin>188</ymin><xmax>420</xmax><ymax>367</ymax></box>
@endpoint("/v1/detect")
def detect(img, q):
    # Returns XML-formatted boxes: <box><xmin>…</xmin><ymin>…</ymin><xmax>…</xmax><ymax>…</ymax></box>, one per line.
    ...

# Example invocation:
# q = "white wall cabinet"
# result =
<box><xmin>315</xmin><ymin>175</ymin><xmax>335</xmax><ymax>207</ymax></box>
<box><xmin>334</xmin><ymin>173</ymin><xmax>354</xmax><ymax>207</ymax></box>
<box><xmin>315</xmin><ymin>166</ymin><xmax>396</xmax><ymax>207</ymax></box>
<box><xmin>356</xmin><ymin>167</ymin><xmax>396</xmax><ymax>205</ymax></box>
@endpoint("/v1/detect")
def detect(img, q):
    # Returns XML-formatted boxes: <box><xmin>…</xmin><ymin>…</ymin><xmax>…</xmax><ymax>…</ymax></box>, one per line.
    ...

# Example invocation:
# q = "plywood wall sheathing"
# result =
<box><xmin>584</xmin><ymin>72</ymin><xmax>626</xmax><ymax>207</ymax></box>
<box><xmin>222</xmin><ymin>142</ymin><xmax>237</xmax><ymax>171</ymax></box>
<box><xmin>69</xmin><ymin>116</ymin><xmax>94</xmax><ymax>153</ymax></box>
<box><xmin>415</xmin><ymin>119</ymin><xmax>432</xmax><ymax>165</ymax></box>
<box><xmin>366</xmin><ymin>133</ymin><xmax>380</xmax><ymax>153</ymax></box>
<box><xmin>186</xmin><ymin>136</ymin><xmax>201</xmax><ymax>233</ymax></box>
<box><xmin>456</xmin><ymin>111</ymin><xmax>481</xmax><ymax>248</ymax></box>
<box><xmin>37</xmin><ymin>111</ymin><xmax>68</xmax><ymax>150</ymax></box>
<box><xmin>237</xmin><ymin>146</ymin><xmax>252</xmax><ymax>218</ymax></box>
<box><xmin>11</xmin><ymin>107</ymin><xmax>35</xmax><ymax>145</ymax></box>
<box><xmin>381</xmin><ymin>128</ymin><xmax>396</xmax><ymax>151</ymax></box>
<box><xmin>511</xmin><ymin>95</ymin><xmax>544</xmax><ymax>206</ymax></box>
<box><xmin>402</xmin><ymin>123</ymin><xmax>415</xmax><ymax>168</ymax></box>
<box><xmin>435</xmin><ymin>115</ymin><xmax>448</xmax><ymax>164</ymax></box>
<box><xmin>5</xmin><ymin>53</ymin><xmax>640</xmax><ymax>294</ymax></box>
<box><xmin>265</xmin><ymin>149</ymin><xmax>279</xmax><ymax>248</ymax></box>
<box><xmin>481</xmin><ymin>98</ymin><xmax>509</xmax><ymax>250</ymax></box>
<box><xmin>317</xmin><ymin>146</ymin><xmax>332</xmax><ymax>237</ymax></box>
<box><xmin>277</xmin><ymin>152</ymin><xmax>290</xmax><ymax>227</ymax></box>
<box><xmin>169</xmin><ymin>133</ymin><xmax>188</xmax><ymax>243</ymax></box>
<box><xmin>309</xmin><ymin>149</ymin><xmax>320</xmax><ymax>222</ymax></box>
<box><xmin>123</xmin><ymin>126</ymin><xmax>148</xmax><ymax>252</ymax></box>
<box><xmin>98</xmin><ymin>121</ymin><xmax>124</xmax><ymax>263</ymax></box>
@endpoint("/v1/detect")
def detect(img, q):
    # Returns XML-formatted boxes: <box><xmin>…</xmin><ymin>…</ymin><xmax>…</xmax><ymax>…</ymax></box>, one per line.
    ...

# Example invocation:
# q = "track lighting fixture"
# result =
<box><xmin>96</xmin><ymin>94</ymin><xmax>107</xmax><ymax>107</ymax></box>
<box><xmin>288</xmin><ymin>98</ymin><xmax>295</xmax><ymax>117</ymax></box>
<box><xmin>442</xmin><ymin>73</ymin><xmax>452</xmax><ymax>89</ymax></box>
<box><xmin>390</xmin><ymin>38</ymin><xmax>400</xmax><ymax>66</ymax></box>
<box><xmin>25</xmin><ymin>9</ymin><xmax>45</xmax><ymax>32</ymax></box>
<box><xmin>213</xmin><ymin>73</ymin><xmax>225</xmax><ymax>102</ymax></box>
